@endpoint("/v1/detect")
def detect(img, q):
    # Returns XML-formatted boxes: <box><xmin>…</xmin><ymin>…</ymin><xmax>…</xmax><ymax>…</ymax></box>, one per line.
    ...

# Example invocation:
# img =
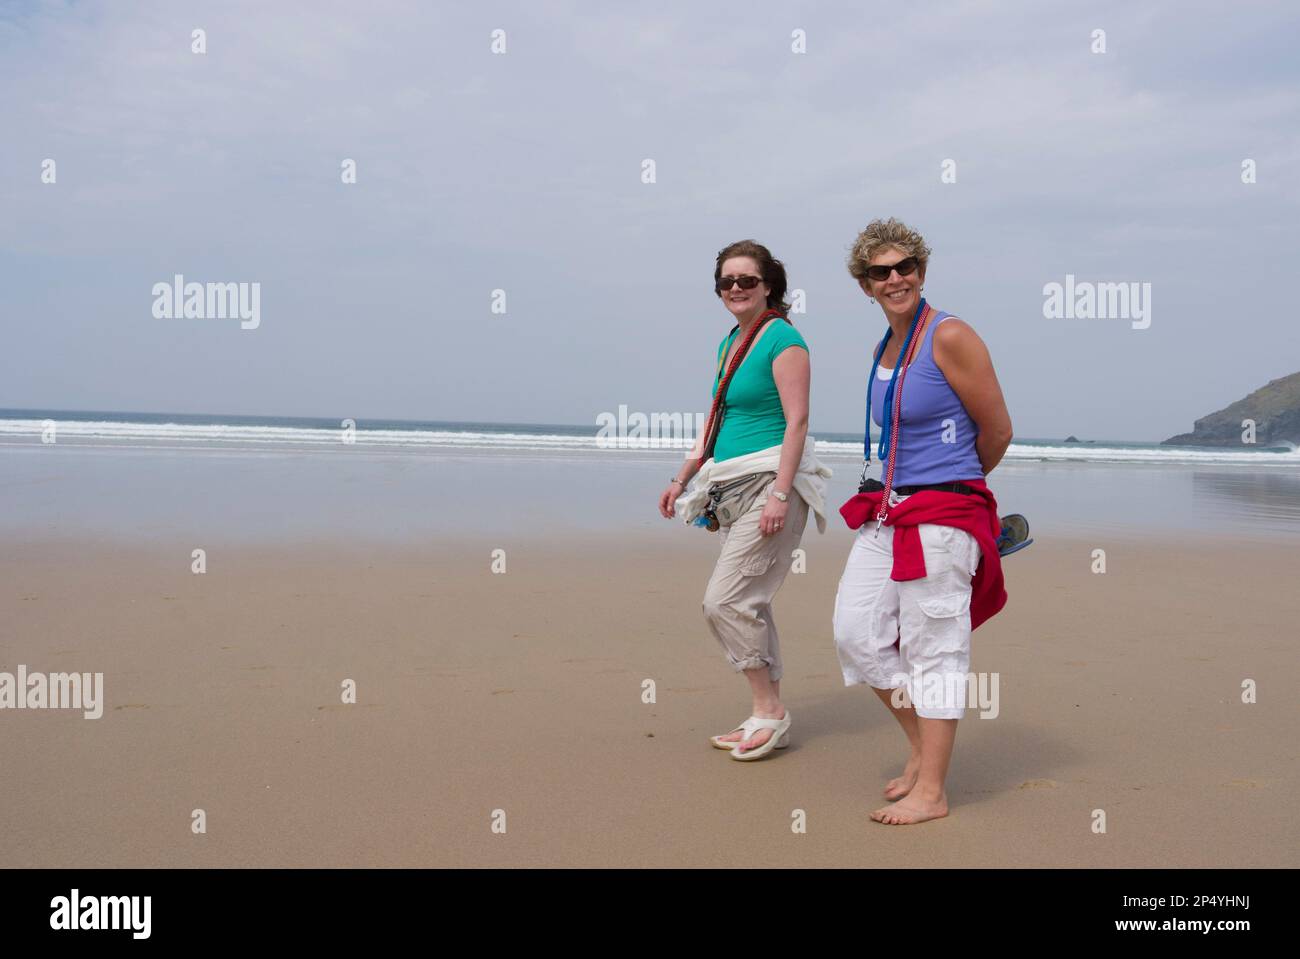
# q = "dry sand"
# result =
<box><xmin>1</xmin><ymin>528</ymin><xmax>1294</xmax><ymax>867</ymax></box>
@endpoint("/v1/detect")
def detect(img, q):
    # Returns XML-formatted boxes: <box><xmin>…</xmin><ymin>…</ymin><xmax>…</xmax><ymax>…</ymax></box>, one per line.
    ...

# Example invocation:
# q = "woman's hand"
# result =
<box><xmin>659</xmin><ymin>482</ymin><xmax>682</xmax><ymax>518</ymax></box>
<box><xmin>758</xmin><ymin>494</ymin><xmax>790</xmax><ymax>536</ymax></box>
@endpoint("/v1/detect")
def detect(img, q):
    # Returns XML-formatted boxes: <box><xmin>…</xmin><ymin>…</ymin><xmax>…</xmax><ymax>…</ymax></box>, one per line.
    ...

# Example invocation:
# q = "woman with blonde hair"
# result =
<box><xmin>833</xmin><ymin>218</ymin><xmax>1012</xmax><ymax>823</ymax></box>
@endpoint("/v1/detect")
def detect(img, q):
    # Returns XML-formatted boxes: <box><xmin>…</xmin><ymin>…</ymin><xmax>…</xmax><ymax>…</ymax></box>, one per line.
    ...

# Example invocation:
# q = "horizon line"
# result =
<box><xmin>0</xmin><ymin>405</ymin><xmax>1184</xmax><ymax>447</ymax></box>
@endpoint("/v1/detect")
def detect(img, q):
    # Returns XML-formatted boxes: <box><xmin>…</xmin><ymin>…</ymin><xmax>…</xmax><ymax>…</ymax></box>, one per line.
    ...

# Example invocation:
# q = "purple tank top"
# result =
<box><xmin>871</xmin><ymin>312</ymin><xmax>985</xmax><ymax>486</ymax></box>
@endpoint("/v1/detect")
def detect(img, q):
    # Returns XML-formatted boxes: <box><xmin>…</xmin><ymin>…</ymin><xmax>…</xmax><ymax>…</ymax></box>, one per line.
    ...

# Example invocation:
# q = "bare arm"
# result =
<box><xmin>659</xmin><ymin>420</ymin><xmax>706</xmax><ymax>519</ymax></box>
<box><xmin>771</xmin><ymin>345</ymin><xmax>810</xmax><ymax>494</ymax></box>
<box><xmin>658</xmin><ymin>352</ymin><xmax>720</xmax><ymax>518</ymax></box>
<box><xmin>755</xmin><ymin>344</ymin><xmax>810</xmax><ymax>536</ymax></box>
<box><xmin>932</xmin><ymin>319</ymin><xmax>1013</xmax><ymax>474</ymax></box>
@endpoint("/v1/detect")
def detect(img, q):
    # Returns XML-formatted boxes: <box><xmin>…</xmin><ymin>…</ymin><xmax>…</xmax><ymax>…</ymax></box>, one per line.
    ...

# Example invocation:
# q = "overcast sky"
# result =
<box><xmin>2</xmin><ymin>0</ymin><xmax>1297</xmax><ymax>441</ymax></box>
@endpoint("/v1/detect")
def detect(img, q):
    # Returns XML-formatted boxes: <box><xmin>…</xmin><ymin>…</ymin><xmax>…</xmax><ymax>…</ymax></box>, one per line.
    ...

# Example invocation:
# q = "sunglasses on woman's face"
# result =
<box><xmin>864</xmin><ymin>257</ymin><xmax>920</xmax><ymax>282</ymax></box>
<box><xmin>716</xmin><ymin>274</ymin><xmax>763</xmax><ymax>292</ymax></box>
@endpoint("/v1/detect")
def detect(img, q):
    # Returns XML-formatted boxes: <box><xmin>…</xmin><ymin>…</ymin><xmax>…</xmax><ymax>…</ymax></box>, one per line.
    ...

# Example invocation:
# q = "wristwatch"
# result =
<box><xmin>771</xmin><ymin>489</ymin><xmax>789</xmax><ymax>502</ymax></box>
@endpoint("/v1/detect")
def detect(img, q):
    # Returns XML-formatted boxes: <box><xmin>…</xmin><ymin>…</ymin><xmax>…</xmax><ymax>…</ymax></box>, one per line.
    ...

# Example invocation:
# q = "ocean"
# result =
<box><xmin>2</xmin><ymin>408</ymin><xmax>1297</xmax><ymax>466</ymax></box>
<box><xmin>2</xmin><ymin>408</ymin><xmax>1298</xmax><ymax>543</ymax></box>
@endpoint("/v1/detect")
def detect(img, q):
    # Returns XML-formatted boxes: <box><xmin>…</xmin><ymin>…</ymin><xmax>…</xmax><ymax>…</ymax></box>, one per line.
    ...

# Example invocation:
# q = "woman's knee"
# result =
<box><xmin>702</xmin><ymin>587</ymin><xmax>749</xmax><ymax>628</ymax></box>
<box><xmin>702</xmin><ymin>596</ymin><xmax>728</xmax><ymax>625</ymax></box>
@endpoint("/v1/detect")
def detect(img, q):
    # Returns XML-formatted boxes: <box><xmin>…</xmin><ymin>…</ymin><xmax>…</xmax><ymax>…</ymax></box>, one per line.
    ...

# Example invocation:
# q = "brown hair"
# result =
<box><xmin>714</xmin><ymin>239</ymin><xmax>791</xmax><ymax>317</ymax></box>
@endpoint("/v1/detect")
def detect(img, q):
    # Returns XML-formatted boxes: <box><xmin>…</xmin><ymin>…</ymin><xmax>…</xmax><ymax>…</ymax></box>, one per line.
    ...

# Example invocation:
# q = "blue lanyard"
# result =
<box><xmin>863</xmin><ymin>298</ymin><xmax>927</xmax><ymax>468</ymax></box>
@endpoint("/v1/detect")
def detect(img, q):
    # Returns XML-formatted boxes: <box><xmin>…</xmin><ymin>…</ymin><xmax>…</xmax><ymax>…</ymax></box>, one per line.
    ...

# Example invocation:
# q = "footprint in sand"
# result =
<box><xmin>1017</xmin><ymin>779</ymin><xmax>1058</xmax><ymax>789</ymax></box>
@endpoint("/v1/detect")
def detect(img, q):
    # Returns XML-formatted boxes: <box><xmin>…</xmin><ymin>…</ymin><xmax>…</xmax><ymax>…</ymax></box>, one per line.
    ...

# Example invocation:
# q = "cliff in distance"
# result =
<box><xmin>1163</xmin><ymin>371</ymin><xmax>1300</xmax><ymax>448</ymax></box>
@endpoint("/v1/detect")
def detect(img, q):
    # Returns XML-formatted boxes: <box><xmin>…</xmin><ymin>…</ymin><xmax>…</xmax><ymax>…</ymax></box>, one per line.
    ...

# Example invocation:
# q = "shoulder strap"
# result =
<box><xmin>715</xmin><ymin>325</ymin><xmax>739</xmax><ymax>385</ymax></box>
<box><xmin>698</xmin><ymin>310</ymin><xmax>783</xmax><ymax>466</ymax></box>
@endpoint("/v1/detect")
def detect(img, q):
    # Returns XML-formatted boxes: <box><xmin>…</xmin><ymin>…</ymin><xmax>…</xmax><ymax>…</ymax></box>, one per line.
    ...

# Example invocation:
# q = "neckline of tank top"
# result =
<box><xmin>876</xmin><ymin>314</ymin><xmax>949</xmax><ymax>376</ymax></box>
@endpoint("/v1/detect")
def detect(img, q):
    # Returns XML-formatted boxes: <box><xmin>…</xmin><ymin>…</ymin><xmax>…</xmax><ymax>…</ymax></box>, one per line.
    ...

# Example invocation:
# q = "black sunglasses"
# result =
<box><xmin>864</xmin><ymin>257</ymin><xmax>920</xmax><ymax>282</ymax></box>
<box><xmin>716</xmin><ymin>274</ymin><xmax>763</xmax><ymax>292</ymax></box>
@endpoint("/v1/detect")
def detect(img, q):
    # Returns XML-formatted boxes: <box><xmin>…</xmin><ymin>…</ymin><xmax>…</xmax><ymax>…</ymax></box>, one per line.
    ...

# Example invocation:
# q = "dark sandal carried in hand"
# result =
<box><xmin>997</xmin><ymin>513</ymin><xmax>1034</xmax><ymax>557</ymax></box>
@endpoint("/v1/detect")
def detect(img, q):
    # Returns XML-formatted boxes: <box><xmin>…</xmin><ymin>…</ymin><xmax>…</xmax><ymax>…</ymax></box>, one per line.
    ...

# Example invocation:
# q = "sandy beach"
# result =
<box><xmin>2</xmin><ymin>526</ymin><xmax>1293</xmax><ymax>868</ymax></box>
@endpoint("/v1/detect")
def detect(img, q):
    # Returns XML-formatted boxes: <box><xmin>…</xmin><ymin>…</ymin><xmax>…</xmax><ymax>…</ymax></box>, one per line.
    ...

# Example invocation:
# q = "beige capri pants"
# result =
<box><xmin>831</xmin><ymin>490</ymin><xmax>982</xmax><ymax>720</ymax></box>
<box><xmin>702</xmin><ymin>480</ymin><xmax>810</xmax><ymax>681</ymax></box>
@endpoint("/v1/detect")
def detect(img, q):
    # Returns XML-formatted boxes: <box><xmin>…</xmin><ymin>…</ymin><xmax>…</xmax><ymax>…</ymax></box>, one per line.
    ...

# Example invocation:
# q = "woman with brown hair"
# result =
<box><xmin>659</xmin><ymin>239</ymin><xmax>831</xmax><ymax>761</ymax></box>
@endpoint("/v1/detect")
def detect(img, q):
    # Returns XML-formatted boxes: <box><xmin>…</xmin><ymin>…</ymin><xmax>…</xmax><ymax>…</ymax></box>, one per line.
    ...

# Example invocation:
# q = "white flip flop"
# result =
<box><xmin>711</xmin><ymin>716</ymin><xmax>759</xmax><ymax>750</ymax></box>
<box><xmin>728</xmin><ymin>711</ymin><xmax>792</xmax><ymax>761</ymax></box>
<box><xmin>711</xmin><ymin>715</ymin><xmax>792</xmax><ymax>751</ymax></box>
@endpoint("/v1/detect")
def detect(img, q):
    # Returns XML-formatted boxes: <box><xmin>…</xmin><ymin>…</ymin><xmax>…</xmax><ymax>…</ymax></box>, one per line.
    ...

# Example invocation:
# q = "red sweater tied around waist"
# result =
<box><xmin>840</xmin><ymin>477</ymin><xmax>1008</xmax><ymax>631</ymax></box>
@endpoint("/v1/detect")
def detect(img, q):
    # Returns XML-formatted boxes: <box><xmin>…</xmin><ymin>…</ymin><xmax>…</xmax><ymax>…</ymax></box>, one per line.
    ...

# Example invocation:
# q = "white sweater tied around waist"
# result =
<box><xmin>675</xmin><ymin>436</ymin><xmax>833</xmax><ymax>533</ymax></box>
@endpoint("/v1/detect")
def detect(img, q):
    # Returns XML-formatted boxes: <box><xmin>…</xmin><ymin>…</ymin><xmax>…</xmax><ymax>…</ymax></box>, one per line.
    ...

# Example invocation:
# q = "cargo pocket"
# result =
<box><xmin>915</xmin><ymin>590</ymin><xmax>972</xmax><ymax>659</ymax></box>
<box><xmin>740</xmin><ymin>552</ymin><xmax>777</xmax><ymax>576</ymax></box>
<box><xmin>917</xmin><ymin>591</ymin><xmax>971</xmax><ymax>619</ymax></box>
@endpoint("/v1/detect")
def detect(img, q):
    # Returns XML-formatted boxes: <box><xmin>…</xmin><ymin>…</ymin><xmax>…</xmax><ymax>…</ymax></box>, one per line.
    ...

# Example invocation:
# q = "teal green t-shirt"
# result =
<box><xmin>710</xmin><ymin>319</ymin><xmax>808</xmax><ymax>462</ymax></box>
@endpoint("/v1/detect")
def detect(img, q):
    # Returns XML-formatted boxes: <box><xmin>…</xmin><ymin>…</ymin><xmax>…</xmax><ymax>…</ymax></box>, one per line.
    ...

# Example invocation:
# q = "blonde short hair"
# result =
<box><xmin>846</xmin><ymin>218</ymin><xmax>932</xmax><ymax>281</ymax></box>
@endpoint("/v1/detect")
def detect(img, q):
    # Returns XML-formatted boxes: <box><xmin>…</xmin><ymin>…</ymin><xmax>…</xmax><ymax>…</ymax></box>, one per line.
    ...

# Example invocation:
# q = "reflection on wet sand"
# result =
<box><xmin>1191</xmin><ymin>470</ymin><xmax>1300</xmax><ymax>526</ymax></box>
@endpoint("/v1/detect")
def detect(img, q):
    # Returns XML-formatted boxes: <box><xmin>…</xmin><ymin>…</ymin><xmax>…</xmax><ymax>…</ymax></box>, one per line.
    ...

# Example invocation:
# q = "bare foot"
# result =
<box><xmin>870</xmin><ymin>793</ymin><xmax>949</xmax><ymax>825</ymax></box>
<box><xmin>883</xmin><ymin>755</ymin><xmax>922</xmax><ymax>800</ymax></box>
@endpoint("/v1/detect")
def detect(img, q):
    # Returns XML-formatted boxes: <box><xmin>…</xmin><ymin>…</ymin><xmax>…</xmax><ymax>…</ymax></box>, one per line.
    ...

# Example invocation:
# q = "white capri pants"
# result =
<box><xmin>831</xmin><ymin>491</ymin><xmax>982</xmax><ymax>720</ymax></box>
